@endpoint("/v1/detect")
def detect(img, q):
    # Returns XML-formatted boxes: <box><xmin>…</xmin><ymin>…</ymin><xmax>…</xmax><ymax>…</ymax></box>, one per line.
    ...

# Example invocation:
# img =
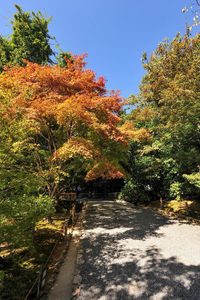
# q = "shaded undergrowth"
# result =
<box><xmin>0</xmin><ymin>212</ymin><xmax>68</xmax><ymax>300</ymax></box>
<box><xmin>146</xmin><ymin>199</ymin><xmax>200</xmax><ymax>223</ymax></box>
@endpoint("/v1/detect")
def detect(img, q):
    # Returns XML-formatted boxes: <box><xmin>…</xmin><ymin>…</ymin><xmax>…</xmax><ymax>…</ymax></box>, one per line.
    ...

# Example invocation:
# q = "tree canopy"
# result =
<box><xmin>121</xmin><ymin>31</ymin><xmax>200</xmax><ymax>202</ymax></box>
<box><xmin>0</xmin><ymin>52</ymin><xmax>129</xmax><ymax>248</ymax></box>
<box><xmin>0</xmin><ymin>4</ymin><xmax>54</xmax><ymax>71</ymax></box>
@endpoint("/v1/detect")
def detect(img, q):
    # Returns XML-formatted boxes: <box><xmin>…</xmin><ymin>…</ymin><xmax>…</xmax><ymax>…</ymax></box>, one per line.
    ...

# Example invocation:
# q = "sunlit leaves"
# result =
<box><xmin>0</xmin><ymin>54</ymin><xmax>126</xmax><ymax>183</ymax></box>
<box><xmin>125</xmin><ymin>32</ymin><xmax>200</xmax><ymax>201</ymax></box>
<box><xmin>182</xmin><ymin>2</ymin><xmax>200</xmax><ymax>30</ymax></box>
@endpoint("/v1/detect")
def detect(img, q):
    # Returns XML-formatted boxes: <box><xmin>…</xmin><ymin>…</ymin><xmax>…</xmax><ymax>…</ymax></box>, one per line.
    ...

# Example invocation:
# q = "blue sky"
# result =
<box><xmin>0</xmin><ymin>0</ymin><xmax>194</xmax><ymax>99</ymax></box>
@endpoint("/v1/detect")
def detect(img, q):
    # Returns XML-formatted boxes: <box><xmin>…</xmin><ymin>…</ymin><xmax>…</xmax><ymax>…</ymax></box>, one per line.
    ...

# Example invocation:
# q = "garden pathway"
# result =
<box><xmin>72</xmin><ymin>200</ymin><xmax>200</xmax><ymax>300</ymax></box>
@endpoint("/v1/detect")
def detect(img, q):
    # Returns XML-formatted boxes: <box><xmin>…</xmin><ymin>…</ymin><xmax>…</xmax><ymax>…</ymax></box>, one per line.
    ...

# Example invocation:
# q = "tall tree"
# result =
<box><xmin>0</xmin><ymin>4</ymin><xmax>54</xmax><ymax>71</ymax></box>
<box><xmin>123</xmin><ymin>32</ymin><xmax>200</xmax><ymax>202</ymax></box>
<box><xmin>0</xmin><ymin>54</ymin><xmax>127</xmax><ymax>247</ymax></box>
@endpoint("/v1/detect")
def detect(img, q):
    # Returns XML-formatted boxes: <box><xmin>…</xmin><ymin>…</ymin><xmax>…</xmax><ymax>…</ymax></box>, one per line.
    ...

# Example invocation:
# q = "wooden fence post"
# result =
<box><xmin>36</xmin><ymin>264</ymin><xmax>47</xmax><ymax>299</ymax></box>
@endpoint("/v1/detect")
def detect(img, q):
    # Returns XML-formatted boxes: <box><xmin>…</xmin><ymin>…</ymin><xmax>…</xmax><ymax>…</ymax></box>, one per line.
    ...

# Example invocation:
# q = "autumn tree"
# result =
<box><xmin>122</xmin><ymin>32</ymin><xmax>200</xmax><ymax>202</ymax></box>
<box><xmin>0</xmin><ymin>53</ymin><xmax>127</xmax><ymax>247</ymax></box>
<box><xmin>0</xmin><ymin>5</ymin><xmax>130</xmax><ymax>250</ymax></box>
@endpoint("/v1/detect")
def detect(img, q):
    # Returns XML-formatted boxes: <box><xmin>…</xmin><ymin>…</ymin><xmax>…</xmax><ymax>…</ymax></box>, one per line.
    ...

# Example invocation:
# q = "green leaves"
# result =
<box><xmin>0</xmin><ymin>112</ymin><xmax>54</xmax><ymax>250</ymax></box>
<box><xmin>0</xmin><ymin>5</ymin><xmax>54</xmax><ymax>71</ymax></box>
<box><xmin>124</xmin><ymin>32</ymin><xmax>200</xmax><ymax>203</ymax></box>
<box><xmin>183</xmin><ymin>170</ymin><xmax>200</xmax><ymax>189</ymax></box>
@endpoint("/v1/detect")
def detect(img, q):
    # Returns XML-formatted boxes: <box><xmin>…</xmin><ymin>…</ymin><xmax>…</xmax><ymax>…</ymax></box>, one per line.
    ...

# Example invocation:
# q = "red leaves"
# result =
<box><xmin>0</xmin><ymin>53</ymin><xmax>127</xmax><ymax>181</ymax></box>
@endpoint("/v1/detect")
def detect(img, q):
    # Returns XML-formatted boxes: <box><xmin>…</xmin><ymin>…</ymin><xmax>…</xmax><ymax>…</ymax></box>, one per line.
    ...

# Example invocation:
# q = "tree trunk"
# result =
<box><xmin>157</xmin><ymin>193</ymin><xmax>163</xmax><ymax>209</ymax></box>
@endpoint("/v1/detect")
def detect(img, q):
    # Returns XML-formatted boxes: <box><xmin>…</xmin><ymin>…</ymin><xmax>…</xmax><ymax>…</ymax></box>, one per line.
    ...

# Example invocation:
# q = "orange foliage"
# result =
<box><xmin>0</xmin><ymin>54</ymin><xmax>126</xmax><ymax>180</ymax></box>
<box><xmin>85</xmin><ymin>162</ymin><xmax>124</xmax><ymax>181</ymax></box>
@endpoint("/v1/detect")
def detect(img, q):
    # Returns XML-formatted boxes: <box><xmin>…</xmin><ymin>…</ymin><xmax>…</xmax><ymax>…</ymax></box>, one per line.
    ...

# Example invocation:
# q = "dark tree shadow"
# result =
<box><xmin>74</xmin><ymin>201</ymin><xmax>200</xmax><ymax>300</ymax></box>
<box><xmin>83</xmin><ymin>200</ymin><xmax>173</xmax><ymax>239</ymax></box>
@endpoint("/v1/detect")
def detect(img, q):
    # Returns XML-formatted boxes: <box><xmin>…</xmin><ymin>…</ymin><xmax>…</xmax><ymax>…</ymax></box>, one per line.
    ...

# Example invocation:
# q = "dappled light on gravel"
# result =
<box><xmin>74</xmin><ymin>201</ymin><xmax>200</xmax><ymax>300</ymax></box>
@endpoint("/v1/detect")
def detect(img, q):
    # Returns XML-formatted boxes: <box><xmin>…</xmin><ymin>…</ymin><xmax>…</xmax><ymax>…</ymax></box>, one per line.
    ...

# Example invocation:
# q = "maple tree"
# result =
<box><xmin>0</xmin><ymin>54</ymin><xmax>128</xmax><ymax>248</ymax></box>
<box><xmin>1</xmin><ymin>53</ymin><xmax>126</xmax><ymax>184</ymax></box>
<box><xmin>0</xmin><ymin>5</ymin><xmax>135</xmax><ymax>252</ymax></box>
<box><xmin>0</xmin><ymin>54</ymin><xmax>133</xmax><ymax>255</ymax></box>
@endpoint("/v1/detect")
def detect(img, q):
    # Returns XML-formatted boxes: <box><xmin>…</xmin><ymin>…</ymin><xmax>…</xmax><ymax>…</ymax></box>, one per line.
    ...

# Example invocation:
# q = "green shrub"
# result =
<box><xmin>169</xmin><ymin>182</ymin><xmax>183</xmax><ymax>201</ymax></box>
<box><xmin>119</xmin><ymin>180</ymin><xmax>149</xmax><ymax>204</ymax></box>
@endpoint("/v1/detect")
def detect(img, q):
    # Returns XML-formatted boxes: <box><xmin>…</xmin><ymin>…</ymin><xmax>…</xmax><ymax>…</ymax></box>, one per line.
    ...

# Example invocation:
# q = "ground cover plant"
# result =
<box><xmin>0</xmin><ymin>212</ymin><xmax>67</xmax><ymax>300</ymax></box>
<box><xmin>146</xmin><ymin>199</ymin><xmax>200</xmax><ymax>224</ymax></box>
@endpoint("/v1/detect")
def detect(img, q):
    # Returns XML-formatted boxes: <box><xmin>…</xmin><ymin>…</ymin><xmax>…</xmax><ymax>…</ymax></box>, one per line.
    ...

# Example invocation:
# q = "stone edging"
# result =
<box><xmin>42</xmin><ymin>203</ymin><xmax>87</xmax><ymax>299</ymax></box>
<box><xmin>71</xmin><ymin>202</ymin><xmax>88</xmax><ymax>299</ymax></box>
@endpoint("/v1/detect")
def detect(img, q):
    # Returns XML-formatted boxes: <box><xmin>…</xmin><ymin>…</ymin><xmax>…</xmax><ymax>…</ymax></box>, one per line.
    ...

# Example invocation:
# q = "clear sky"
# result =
<box><xmin>0</xmin><ymin>0</ymin><xmax>195</xmax><ymax>99</ymax></box>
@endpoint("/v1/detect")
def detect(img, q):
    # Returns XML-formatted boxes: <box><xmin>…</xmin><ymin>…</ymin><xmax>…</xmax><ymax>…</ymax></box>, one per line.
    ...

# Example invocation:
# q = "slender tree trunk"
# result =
<box><xmin>160</xmin><ymin>197</ymin><xmax>163</xmax><ymax>209</ymax></box>
<box><xmin>185</xmin><ymin>201</ymin><xmax>189</xmax><ymax>213</ymax></box>
<box><xmin>157</xmin><ymin>193</ymin><xmax>163</xmax><ymax>209</ymax></box>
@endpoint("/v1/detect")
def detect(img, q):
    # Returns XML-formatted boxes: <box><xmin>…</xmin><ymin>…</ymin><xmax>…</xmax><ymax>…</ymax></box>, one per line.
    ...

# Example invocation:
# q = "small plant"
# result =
<box><xmin>169</xmin><ymin>182</ymin><xmax>183</xmax><ymax>201</ymax></box>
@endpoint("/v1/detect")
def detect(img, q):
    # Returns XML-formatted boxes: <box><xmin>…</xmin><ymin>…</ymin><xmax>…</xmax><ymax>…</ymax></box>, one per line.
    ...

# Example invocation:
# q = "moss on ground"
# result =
<box><xmin>0</xmin><ymin>212</ymin><xmax>69</xmax><ymax>300</ymax></box>
<box><xmin>147</xmin><ymin>199</ymin><xmax>200</xmax><ymax>222</ymax></box>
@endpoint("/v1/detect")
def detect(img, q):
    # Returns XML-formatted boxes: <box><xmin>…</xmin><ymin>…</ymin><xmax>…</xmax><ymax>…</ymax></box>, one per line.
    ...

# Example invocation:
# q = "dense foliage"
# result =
<box><xmin>0</xmin><ymin>54</ymin><xmax>128</xmax><ymax>248</ymax></box>
<box><xmin>120</xmin><ymin>31</ymin><xmax>200</xmax><ymax>203</ymax></box>
<box><xmin>0</xmin><ymin>4</ymin><xmax>54</xmax><ymax>72</ymax></box>
<box><xmin>0</xmin><ymin>6</ymin><xmax>132</xmax><ymax>253</ymax></box>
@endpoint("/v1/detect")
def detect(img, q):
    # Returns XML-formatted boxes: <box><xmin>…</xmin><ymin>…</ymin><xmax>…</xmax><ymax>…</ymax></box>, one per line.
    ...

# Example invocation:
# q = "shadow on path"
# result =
<box><xmin>75</xmin><ymin>201</ymin><xmax>200</xmax><ymax>300</ymax></box>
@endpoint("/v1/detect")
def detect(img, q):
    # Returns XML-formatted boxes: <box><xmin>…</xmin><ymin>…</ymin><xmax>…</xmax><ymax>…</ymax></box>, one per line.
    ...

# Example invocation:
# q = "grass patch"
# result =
<box><xmin>0</xmin><ymin>211</ymin><xmax>69</xmax><ymax>300</ymax></box>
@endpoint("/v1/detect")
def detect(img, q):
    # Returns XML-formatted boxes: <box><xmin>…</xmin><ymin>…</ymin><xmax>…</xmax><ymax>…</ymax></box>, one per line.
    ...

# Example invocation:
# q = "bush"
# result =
<box><xmin>169</xmin><ymin>182</ymin><xmax>183</xmax><ymax>201</ymax></box>
<box><xmin>119</xmin><ymin>180</ymin><xmax>150</xmax><ymax>204</ymax></box>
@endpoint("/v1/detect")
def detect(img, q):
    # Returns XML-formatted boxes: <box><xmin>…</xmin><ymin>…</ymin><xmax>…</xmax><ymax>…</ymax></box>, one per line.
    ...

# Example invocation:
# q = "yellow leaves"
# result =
<box><xmin>55</xmin><ymin>137</ymin><xmax>100</xmax><ymax>161</ymax></box>
<box><xmin>138</xmin><ymin>142</ymin><xmax>160</xmax><ymax>155</ymax></box>
<box><xmin>120</xmin><ymin>121</ymin><xmax>151</xmax><ymax>143</ymax></box>
<box><xmin>131</xmin><ymin>128</ymin><xmax>152</xmax><ymax>143</ymax></box>
<box><xmin>182</xmin><ymin>4</ymin><xmax>200</xmax><ymax>29</ymax></box>
<box><xmin>56</xmin><ymin>95</ymin><xmax>93</xmax><ymax>125</ymax></box>
<box><xmin>183</xmin><ymin>167</ymin><xmax>200</xmax><ymax>188</ymax></box>
<box><xmin>12</xmin><ymin>140</ymin><xmax>31</xmax><ymax>153</ymax></box>
<box><xmin>131</xmin><ymin>106</ymin><xmax>155</xmax><ymax>122</ymax></box>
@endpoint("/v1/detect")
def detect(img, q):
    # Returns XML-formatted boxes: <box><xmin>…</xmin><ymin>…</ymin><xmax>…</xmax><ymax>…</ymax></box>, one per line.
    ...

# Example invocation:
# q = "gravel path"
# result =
<box><xmin>72</xmin><ymin>200</ymin><xmax>200</xmax><ymax>300</ymax></box>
